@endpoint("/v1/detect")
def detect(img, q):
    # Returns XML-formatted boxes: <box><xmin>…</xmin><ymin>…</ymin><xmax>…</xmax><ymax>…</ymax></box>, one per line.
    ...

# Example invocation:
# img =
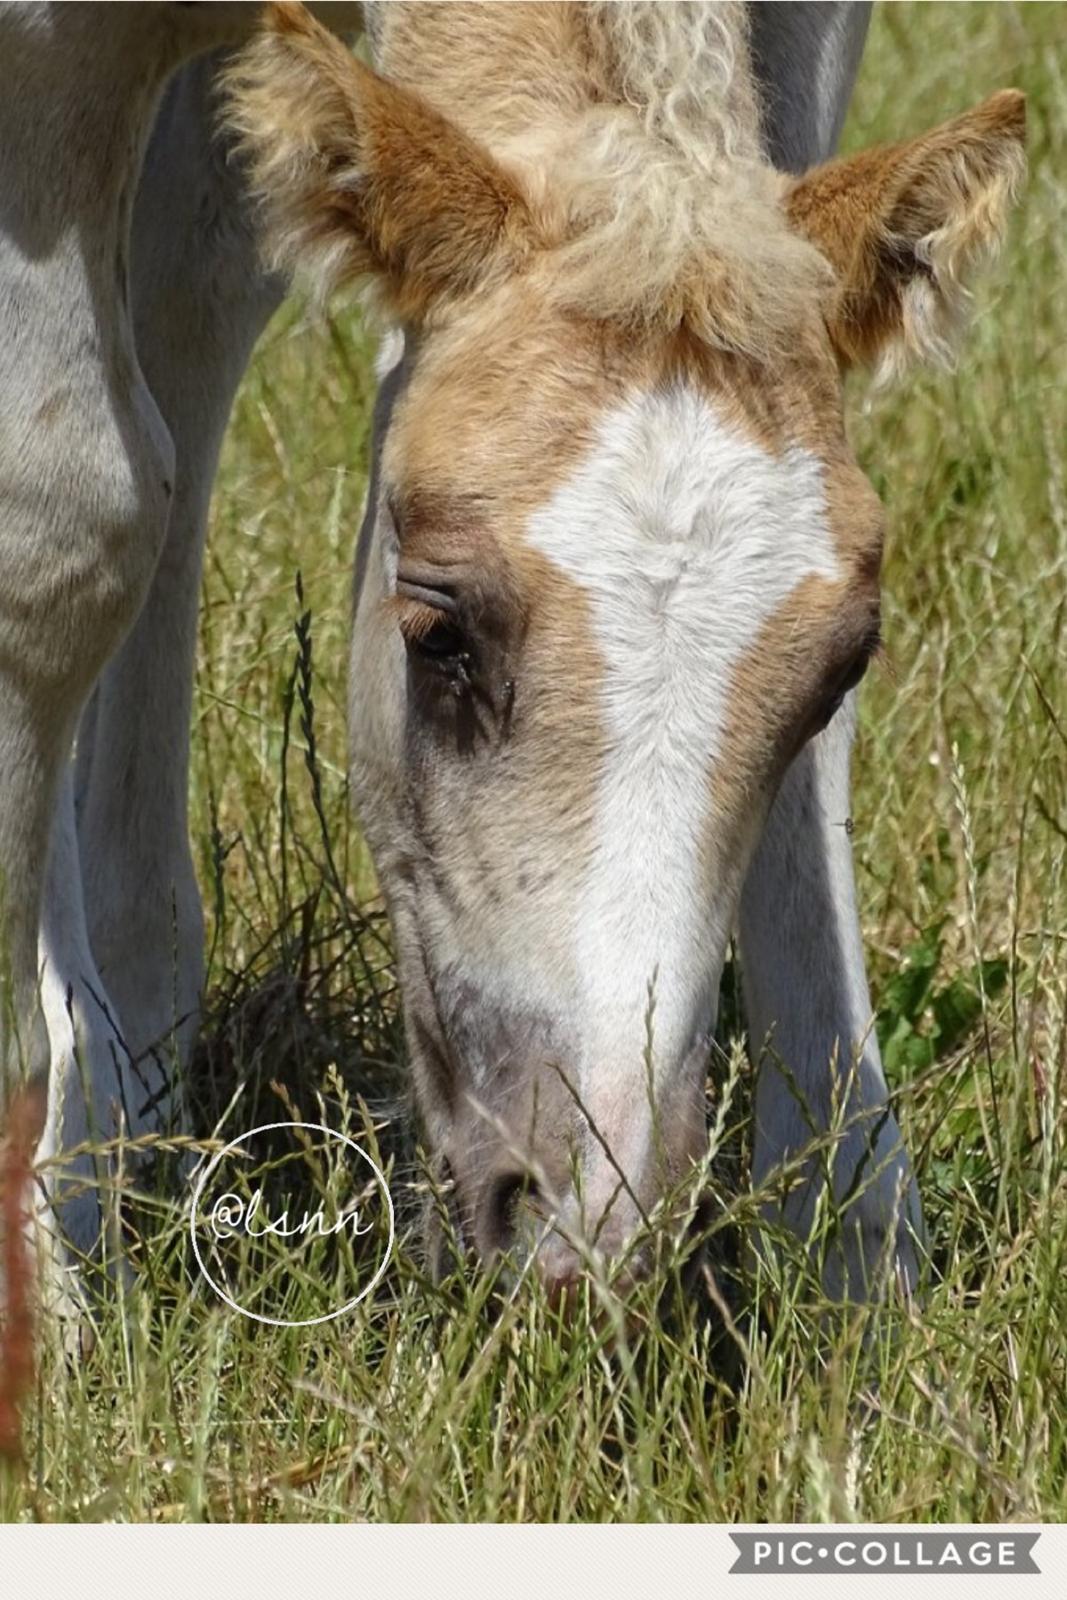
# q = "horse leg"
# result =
<box><xmin>748</xmin><ymin>1</ymin><xmax>872</xmax><ymax>175</ymax></box>
<box><xmin>737</xmin><ymin>0</ymin><xmax>920</xmax><ymax>1303</ymax></box>
<box><xmin>739</xmin><ymin>702</ymin><xmax>924</xmax><ymax>1298</ymax></box>
<box><xmin>5</xmin><ymin>9</ymin><xmax>270</xmax><ymax>1272</ymax></box>
<box><xmin>73</xmin><ymin>55</ymin><xmax>284</xmax><ymax>1133</ymax></box>
<box><xmin>0</xmin><ymin>11</ymin><xmax>200</xmax><ymax>1268</ymax></box>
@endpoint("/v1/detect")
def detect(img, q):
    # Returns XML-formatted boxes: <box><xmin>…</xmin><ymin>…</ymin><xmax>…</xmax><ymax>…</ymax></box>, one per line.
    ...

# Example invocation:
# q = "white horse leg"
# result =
<box><xmin>739</xmin><ymin>699</ymin><xmax>924</xmax><ymax>1298</ymax></box>
<box><xmin>0</xmin><ymin>9</ymin><xmax>190</xmax><ymax>1263</ymax></box>
<box><xmin>738</xmin><ymin>3</ymin><xmax>920</xmax><ymax>1302</ymax></box>
<box><xmin>38</xmin><ymin>772</ymin><xmax>136</xmax><ymax>1271</ymax></box>
<box><xmin>73</xmin><ymin>56</ymin><xmax>284</xmax><ymax>1106</ymax></box>
<box><xmin>0</xmin><ymin>9</ymin><xmax>268</xmax><ymax>1274</ymax></box>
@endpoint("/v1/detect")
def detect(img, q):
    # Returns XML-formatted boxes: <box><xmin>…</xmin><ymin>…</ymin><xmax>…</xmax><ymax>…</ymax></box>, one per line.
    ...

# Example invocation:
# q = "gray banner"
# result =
<box><xmin>729</xmin><ymin>1531</ymin><xmax>1041</xmax><ymax>1575</ymax></box>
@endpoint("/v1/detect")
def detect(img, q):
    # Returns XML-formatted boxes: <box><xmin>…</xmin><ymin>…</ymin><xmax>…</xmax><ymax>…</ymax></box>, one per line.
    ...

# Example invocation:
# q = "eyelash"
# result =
<box><xmin>394</xmin><ymin>598</ymin><xmax>475</xmax><ymax>701</ymax></box>
<box><xmin>395</xmin><ymin>598</ymin><xmax>451</xmax><ymax>646</ymax></box>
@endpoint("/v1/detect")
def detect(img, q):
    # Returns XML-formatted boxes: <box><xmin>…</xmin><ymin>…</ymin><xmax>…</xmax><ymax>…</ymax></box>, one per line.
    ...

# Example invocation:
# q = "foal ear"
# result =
<box><xmin>786</xmin><ymin>91</ymin><xmax>1025</xmax><ymax>374</ymax></box>
<box><xmin>223</xmin><ymin>2</ymin><xmax>542</xmax><ymax>321</ymax></box>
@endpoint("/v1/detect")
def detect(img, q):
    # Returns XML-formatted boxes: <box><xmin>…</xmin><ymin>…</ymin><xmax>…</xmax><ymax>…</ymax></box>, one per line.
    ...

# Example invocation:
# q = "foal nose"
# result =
<box><xmin>483</xmin><ymin>1169</ymin><xmax>651</xmax><ymax>1308</ymax></box>
<box><xmin>533</xmin><ymin>1228</ymin><xmax>652</xmax><ymax>1314</ymax></box>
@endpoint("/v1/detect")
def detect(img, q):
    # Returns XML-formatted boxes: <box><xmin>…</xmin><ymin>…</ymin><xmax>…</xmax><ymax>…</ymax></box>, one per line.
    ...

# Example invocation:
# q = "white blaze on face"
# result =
<box><xmin>525</xmin><ymin>385</ymin><xmax>841</xmax><ymax>1174</ymax></box>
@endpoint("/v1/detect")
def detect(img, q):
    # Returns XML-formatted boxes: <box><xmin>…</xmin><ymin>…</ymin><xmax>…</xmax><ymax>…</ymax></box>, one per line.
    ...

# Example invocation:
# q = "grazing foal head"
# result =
<box><xmin>228</xmin><ymin>3</ymin><xmax>1024</xmax><ymax>1290</ymax></box>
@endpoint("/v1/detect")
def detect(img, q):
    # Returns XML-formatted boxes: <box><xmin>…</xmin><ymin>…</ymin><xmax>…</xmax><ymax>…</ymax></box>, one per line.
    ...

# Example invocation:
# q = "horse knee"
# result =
<box><xmin>3</xmin><ymin>386</ymin><xmax>175</xmax><ymax>721</ymax></box>
<box><xmin>66</xmin><ymin>403</ymin><xmax>176</xmax><ymax>681</ymax></box>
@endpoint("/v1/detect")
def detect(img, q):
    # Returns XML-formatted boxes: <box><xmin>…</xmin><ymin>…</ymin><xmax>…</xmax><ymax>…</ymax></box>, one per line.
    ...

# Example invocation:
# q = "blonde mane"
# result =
<box><xmin>370</xmin><ymin>1</ymin><xmax>833</xmax><ymax>358</ymax></box>
<box><xmin>583</xmin><ymin>1</ymin><xmax>764</xmax><ymax>169</ymax></box>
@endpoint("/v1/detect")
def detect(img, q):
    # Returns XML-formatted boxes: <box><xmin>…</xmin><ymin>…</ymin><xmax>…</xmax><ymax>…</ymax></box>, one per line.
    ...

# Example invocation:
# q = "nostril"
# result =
<box><xmin>536</xmin><ymin>1235</ymin><xmax>653</xmax><ymax>1313</ymax></box>
<box><xmin>540</xmin><ymin>1265</ymin><xmax>582</xmax><ymax>1315</ymax></box>
<box><xmin>533</xmin><ymin>1231</ymin><xmax>584</xmax><ymax>1314</ymax></box>
<box><xmin>483</xmin><ymin>1169</ymin><xmax>539</xmax><ymax>1256</ymax></box>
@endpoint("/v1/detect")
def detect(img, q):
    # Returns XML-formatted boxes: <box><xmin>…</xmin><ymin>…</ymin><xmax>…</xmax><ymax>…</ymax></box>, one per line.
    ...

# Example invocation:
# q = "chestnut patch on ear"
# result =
<box><xmin>786</xmin><ymin>89</ymin><xmax>1025</xmax><ymax>373</ymax></box>
<box><xmin>224</xmin><ymin>1</ymin><xmax>544</xmax><ymax>322</ymax></box>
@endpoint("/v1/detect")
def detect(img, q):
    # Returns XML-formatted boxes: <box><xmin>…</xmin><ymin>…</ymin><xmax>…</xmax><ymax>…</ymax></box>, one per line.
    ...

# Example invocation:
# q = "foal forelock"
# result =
<box><xmin>367</xmin><ymin>1</ymin><xmax>834</xmax><ymax>360</ymax></box>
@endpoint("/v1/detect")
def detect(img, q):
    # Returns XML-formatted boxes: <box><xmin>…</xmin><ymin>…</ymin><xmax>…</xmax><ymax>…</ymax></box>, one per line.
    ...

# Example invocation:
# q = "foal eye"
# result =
<box><xmin>392</xmin><ymin>582</ymin><xmax>472</xmax><ymax>680</ymax></box>
<box><xmin>836</xmin><ymin>648</ymin><xmax>873</xmax><ymax>699</ymax></box>
<box><xmin>410</xmin><ymin>616</ymin><xmax>466</xmax><ymax>664</ymax></box>
<box><xmin>813</xmin><ymin>628</ymin><xmax>882</xmax><ymax>733</ymax></box>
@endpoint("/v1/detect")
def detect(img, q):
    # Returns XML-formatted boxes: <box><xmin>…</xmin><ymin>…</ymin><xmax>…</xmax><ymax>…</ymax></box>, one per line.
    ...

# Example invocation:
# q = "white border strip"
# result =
<box><xmin>0</xmin><ymin>1523</ymin><xmax>1061</xmax><ymax>1600</ymax></box>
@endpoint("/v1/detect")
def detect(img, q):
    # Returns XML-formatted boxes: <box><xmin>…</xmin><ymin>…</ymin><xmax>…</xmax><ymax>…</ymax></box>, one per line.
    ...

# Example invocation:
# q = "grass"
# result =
<box><xmin>3</xmin><ymin>1</ymin><xmax>1066</xmax><ymax>1523</ymax></box>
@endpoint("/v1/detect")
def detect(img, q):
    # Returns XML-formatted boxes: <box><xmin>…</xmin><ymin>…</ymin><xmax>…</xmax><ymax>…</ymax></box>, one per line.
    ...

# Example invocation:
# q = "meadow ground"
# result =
<box><xmin>3</xmin><ymin>1</ymin><xmax>1065</xmax><ymax>1523</ymax></box>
